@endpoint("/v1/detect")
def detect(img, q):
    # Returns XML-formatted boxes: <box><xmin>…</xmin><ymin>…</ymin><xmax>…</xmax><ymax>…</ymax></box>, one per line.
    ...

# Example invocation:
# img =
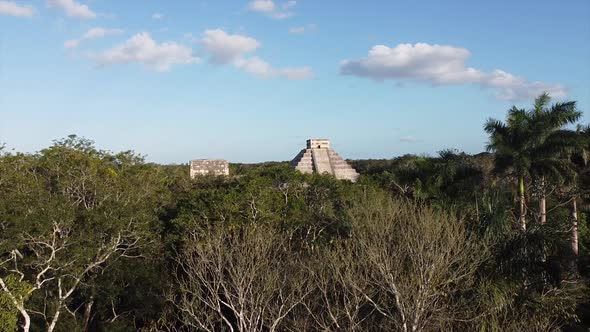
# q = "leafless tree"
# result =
<box><xmin>301</xmin><ymin>241</ymin><xmax>376</xmax><ymax>331</ymax></box>
<box><xmin>171</xmin><ymin>223</ymin><xmax>308</xmax><ymax>332</ymax></box>
<box><xmin>170</xmin><ymin>189</ymin><xmax>488</xmax><ymax>331</ymax></box>
<box><xmin>347</xmin><ymin>194</ymin><xmax>487</xmax><ymax>332</ymax></box>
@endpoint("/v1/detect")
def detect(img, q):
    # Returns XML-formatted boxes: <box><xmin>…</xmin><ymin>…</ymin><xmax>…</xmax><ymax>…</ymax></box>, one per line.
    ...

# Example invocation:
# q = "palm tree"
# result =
<box><xmin>485</xmin><ymin>106</ymin><xmax>534</xmax><ymax>230</ymax></box>
<box><xmin>484</xmin><ymin>93</ymin><xmax>581</xmax><ymax>230</ymax></box>
<box><xmin>570</xmin><ymin>124</ymin><xmax>590</xmax><ymax>260</ymax></box>
<box><xmin>527</xmin><ymin>94</ymin><xmax>581</xmax><ymax>225</ymax></box>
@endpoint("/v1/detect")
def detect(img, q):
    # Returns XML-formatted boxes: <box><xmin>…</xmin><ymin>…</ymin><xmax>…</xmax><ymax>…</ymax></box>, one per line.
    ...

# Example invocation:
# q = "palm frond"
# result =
<box><xmin>534</xmin><ymin>92</ymin><xmax>551</xmax><ymax>113</ymax></box>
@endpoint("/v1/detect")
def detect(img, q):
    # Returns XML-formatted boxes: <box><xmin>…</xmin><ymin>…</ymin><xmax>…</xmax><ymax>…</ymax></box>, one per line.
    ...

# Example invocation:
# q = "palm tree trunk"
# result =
<box><xmin>519</xmin><ymin>176</ymin><xmax>526</xmax><ymax>231</ymax></box>
<box><xmin>539</xmin><ymin>176</ymin><xmax>546</xmax><ymax>225</ymax></box>
<box><xmin>569</xmin><ymin>197</ymin><xmax>579</xmax><ymax>273</ymax></box>
<box><xmin>475</xmin><ymin>194</ymin><xmax>479</xmax><ymax>223</ymax></box>
<box><xmin>572</xmin><ymin>198</ymin><xmax>578</xmax><ymax>256</ymax></box>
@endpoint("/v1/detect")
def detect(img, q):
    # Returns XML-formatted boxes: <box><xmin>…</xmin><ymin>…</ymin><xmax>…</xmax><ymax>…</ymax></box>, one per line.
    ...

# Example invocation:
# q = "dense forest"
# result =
<box><xmin>1</xmin><ymin>93</ymin><xmax>589</xmax><ymax>331</ymax></box>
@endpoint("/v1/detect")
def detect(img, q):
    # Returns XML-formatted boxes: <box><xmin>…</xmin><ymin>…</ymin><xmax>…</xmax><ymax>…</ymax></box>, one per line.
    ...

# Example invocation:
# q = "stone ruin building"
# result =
<box><xmin>290</xmin><ymin>138</ymin><xmax>359</xmax><ymax>182</ymax></box>
<box><xmin>190</xmin><ymin>159</ymin><xmax>229</xmax><ymax>178</ymax></box>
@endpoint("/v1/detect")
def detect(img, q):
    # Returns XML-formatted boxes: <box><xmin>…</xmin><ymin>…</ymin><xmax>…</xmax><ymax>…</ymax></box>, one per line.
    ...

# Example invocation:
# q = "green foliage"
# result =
<box><xmin>0</xmin><ymin>296</ymin><xmax>17</xmax><ymax>332</ymax></box>
<box><xmin>0</xmin><ymin>276</ymin><xmax>31</xmax><ymax>332</ymax></box>
<box><xmin>484</xmin><ymin>95</ymin><xmax>581</xmax><ymax>194</ymax></box>
<box><xmin>1</xmin><ymin>110</ymin><xmax>589</xmax><ymax>331</ymax></box>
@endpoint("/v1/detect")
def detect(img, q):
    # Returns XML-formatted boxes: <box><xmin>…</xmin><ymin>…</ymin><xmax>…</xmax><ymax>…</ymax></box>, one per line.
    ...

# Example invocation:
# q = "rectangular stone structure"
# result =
<box><xmin>190</xmin><ymin>159</ymin><xmax>229</xmax><ymax>178</ymax></box>
<box><xmin>307</xmin><ymin>138</ymin><xmax>331</xmax><ymax>149</ymax></box>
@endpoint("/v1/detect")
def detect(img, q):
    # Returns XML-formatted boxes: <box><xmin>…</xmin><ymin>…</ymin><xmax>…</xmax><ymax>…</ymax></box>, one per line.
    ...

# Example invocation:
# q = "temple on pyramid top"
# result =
<box><xmin>290</xmin><ymin>138</ymin><xmax>359</xmax><ymax>182</ymax></box>
<box><xmin>307</xmin><ymin>138</ymin><xmax>330</xmax><ymax>149</ymax></box>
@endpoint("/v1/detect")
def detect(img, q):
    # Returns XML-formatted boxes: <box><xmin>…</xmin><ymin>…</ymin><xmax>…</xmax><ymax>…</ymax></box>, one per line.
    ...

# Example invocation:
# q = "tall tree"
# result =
<box><xmin>570</xmin><ymin>124</ymin><xmax>590</xmax><ymax>262</ymax></box>
<box><xmin>484</xmin><ymin>93</ymin><xmax>581</xmax><ymax>230</ymax></box>
<box><xmin>0</xmin><ymin>136</ymin><xmax>163</xmax><ymax>331</ymax></box>
<box><xmin>527</xmin><ymin>94</ymin><xmax>581</xmax><ymax>224</ymax></box>
<box><xmin>485</xmin><ymin>106</ymin><xmax>534</xmax><ymax>230</ymax></box>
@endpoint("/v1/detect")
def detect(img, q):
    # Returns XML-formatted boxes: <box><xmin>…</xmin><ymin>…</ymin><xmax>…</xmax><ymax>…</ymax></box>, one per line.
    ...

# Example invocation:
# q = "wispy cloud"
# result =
<box><xmin>340</xmin><ymin>43</ymin><xmax>567</xmax><ymax>101</ymax></box>
<box><xmin>152</xmin><ymin>12</ymin><xmax>163</xmax><ymax>20</ymax></box>
<box><xmin>247</xmin><ymin>0</ymin><xmax>296</xmax><ymax>19</ymax></box>
<box><xmin>64</xmin><ymin>27</ymin><xmax>123</xmax><ymax>49</ymax></box>
<box><xmin>47</xmin><ymin>0</ymin><xmax>96</xmax><ymax>19</ymax></box>
<box><xmin>234</xmin><ymin>57</ymin><xmax>314</xmax><ymax>80</ymax></box>
<box><xmin>0</xmin><ymin>0</ymin><xmax>35</xmax><ymax>17</ymax></box>
<box><xmin>248</xmin><ymin>0</ymin><xmax>274</xmax><ymax>13</ymax></box>
<box><xmin>289</xmin><ymin>26</ymin><xmax>305</xmax><ymax>34</ymax></box>
<box><xmin>289</xmin><ymin>23</ymin><xmax>316</xmax><ymax>34</ymax></box>
<box><xmin>90</xmin><ymin>32</ymin><xmax>200</xmax><ymax>72</ymax></box>
<box><xmin>200</xmin><ymin>29</ymin><xmax>313</xmax><ymax>80</ymax></box>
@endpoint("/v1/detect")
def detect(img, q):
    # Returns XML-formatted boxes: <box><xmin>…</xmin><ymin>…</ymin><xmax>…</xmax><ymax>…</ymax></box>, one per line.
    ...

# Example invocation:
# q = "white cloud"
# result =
<box><xmin>83</xmin><ymin>27</ymin><xmax>122</xmax><ymax>39</ymax></box>
<box><xmin>282</xmin><ymin>0</ymin><xmax>296</xmax><ymax>9</ymax></box>
<box><xmin>0</xmin><ymin>1</ymin><xmax>35</xmax><ymax>17</ymax></box>
<box><xmin>276</xmin><ymin>66</ymin><xmax>314</xmax><ymax>80</ymax></box>
<box><xmin>152</xmin><ymin>12</ymin><xmax>163</xmax><ymax>20</ymax></box>
<box><xmin>340</xmin><ymin>43</ymin><xmax>567</xmax><ymax>101</ymax></box>
<box><xmin>201</xmin><ymin>29</ymin><xmax>260</xmax><ymax>64</ymax></box>
<box><xmin>234</xmin><ymin>56</ymin><xmax>273</xmax><ymax>77</ymax></box>
<box><xmin>289</xmin><ymin>26</ymin><xmax>305</xmax><ymax>34</ymax></box>
<box><xmin>247</xmin><ymin>0</ymin><xmax>295</xmax><ymax>19</ymax></box>
<box><xmin>200</xmin><ymin>29</ymin><xmax>313</xmax><ymax>80</ymax></box>
<box><xmin>91</xmin><ymin>32</ymin><xmax>200</xmax><ymax>72</ymax></box>
<box><xmin>289</xmin><ymin>23</ymin><xmax>316</xmax><ymax>34</ymax></box>
<box><xmin>64</xmin><ymin>39</ymin><xmax>79</xmax><ymax>49</ymax></box>
<box><xmin>270</xmin><ymin>11</ymin><xmax>292</xmax><ymax>19</ymax></box>
<box><xmin>65</xmin><ymin>27</ymin><xmax>123</xmax><ymax>49</ymax></box>
<box><xmin>248</xmin><ymin>0</ymin><xmax>274</xmax><ymax>13</ymax></box>
<box><xmin>234</xmin><ymin>57</ymin><xmax>314</xmax><ymax>80</ymax></box>
<box><xmin>47</xmin><ymin>0</ymin><xmax>96</xmax><ymax>19</ymax></box>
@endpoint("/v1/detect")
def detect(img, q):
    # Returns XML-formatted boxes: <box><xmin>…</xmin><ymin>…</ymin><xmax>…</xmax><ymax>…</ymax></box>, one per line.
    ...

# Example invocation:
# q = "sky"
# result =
<box><xmin>1</xmin><ymin>0</ymin><xmax>589</xmax><ymax>163</ymax></box>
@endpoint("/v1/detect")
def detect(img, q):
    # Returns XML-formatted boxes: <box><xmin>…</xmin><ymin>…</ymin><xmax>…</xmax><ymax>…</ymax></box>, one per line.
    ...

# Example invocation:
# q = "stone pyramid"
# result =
<box><xmin>290</xmin><ymin>139</ymin><xmax>359</xmax><ymax>182</ymax></box>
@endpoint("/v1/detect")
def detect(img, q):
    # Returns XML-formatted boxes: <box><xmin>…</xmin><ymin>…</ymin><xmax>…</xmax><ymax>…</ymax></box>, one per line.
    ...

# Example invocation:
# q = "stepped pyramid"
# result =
<box><xmin>290</xmin><ymin>138</ymin><xmax>359</xmax><ymax>182</ymax></box>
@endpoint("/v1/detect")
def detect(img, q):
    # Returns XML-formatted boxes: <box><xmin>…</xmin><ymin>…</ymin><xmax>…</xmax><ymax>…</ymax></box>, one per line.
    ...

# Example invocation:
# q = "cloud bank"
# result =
<box><xmin>86</xmin><ymin>29</ymin><xmax>312</xmax><ymax>78</ymax></box>
<box><xmin>0</xmin><ymin>0</ymin><xmax>34</xmax><ymax>17</ymax></box>
<box><xmin>91</xmin><ymin>32</ymin><xmax>200</xmax><ymax>72</ymax></box>
<box><xmin>340</xmin><ymin>43</ymin><xmax>566</xmax><ymax>101</ymax></box>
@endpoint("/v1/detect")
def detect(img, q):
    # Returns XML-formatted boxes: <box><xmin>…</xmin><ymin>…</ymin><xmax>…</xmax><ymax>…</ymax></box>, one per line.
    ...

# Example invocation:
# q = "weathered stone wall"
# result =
<box><xmin>190</xmin><ymin>159</ymin><xmax>229</xmax><ymax>178</ymax></box>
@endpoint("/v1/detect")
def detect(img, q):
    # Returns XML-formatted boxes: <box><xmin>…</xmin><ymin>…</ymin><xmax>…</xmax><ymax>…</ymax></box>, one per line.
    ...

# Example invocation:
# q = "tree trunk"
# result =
<box><xmin>22</xmin><ymin>312</ymin><xmax>31</xmax><ymax>332</ymax></box>
<box><xmin>519</xmin><ymin>176</ymin><xmax>526</xmax><ymax>231</ymax></box>
<box><xmin>567</xmin><ymin>197</ymin><xmax>579</xmax><ymax>274</ymax></box>
<box><xmin>539</xmin><ymin>176</ymin><xmax>546</xmax><ymax>225</ymax></box>
<box><xmin>572</xmin><ymin>198</ymin><xmax>578</xmax><ymax>256</ymax></box>
<box><xmin>83</xmin><ymin>296</ymin><xmax>94</xmax><ymax>332</ymax></box>
<box><xmin>475</xmin><ymin>194</ymin><xmax>479</xmax><ymax>223</ymax></box>
<box><xmin>47</xmin><ymin>306</ymin><xmax>61</xmax><ymax>332</ymax></box>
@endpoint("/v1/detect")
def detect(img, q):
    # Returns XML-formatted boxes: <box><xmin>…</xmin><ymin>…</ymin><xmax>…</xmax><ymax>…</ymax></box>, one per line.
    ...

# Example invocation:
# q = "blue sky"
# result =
<box><xmin>1</xmin><ymin>0</ymin><xmax>589</xmax><ymax>163</ymax></box>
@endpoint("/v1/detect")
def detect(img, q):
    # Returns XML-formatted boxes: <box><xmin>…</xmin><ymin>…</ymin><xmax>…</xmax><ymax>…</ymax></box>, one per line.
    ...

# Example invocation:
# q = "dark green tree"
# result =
<box><xmin>484</xmin><ymin>93</ymin><xmax>581</xmax><ymax>230</ymax></box>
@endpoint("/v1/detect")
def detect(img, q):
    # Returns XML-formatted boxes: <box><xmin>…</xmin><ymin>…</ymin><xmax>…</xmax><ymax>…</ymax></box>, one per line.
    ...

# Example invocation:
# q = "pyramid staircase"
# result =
<box><xmin>290</xmin><ymin>139</ymin><xmax>359</xmax><ymax>182</ymax></box>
